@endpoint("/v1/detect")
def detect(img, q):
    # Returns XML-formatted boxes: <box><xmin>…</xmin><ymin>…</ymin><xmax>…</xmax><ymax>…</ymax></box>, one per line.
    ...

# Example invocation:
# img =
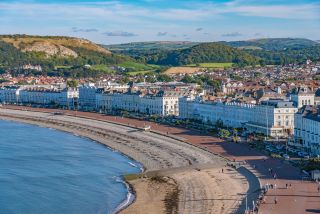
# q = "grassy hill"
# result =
<box><xmin>0</xmin><ymin>35</ymin><xmax>161</xmax><ymax>77</ymax></box>
<box><xmin>0</xmin><ymin>35</ymin><xmax>111</xmax><ymax>57</ymax></box>
<box><xmin>128</xmin><ymin>42</ymin><xmax>259</xmax><ymax>67</ymax></box>
<box><xmin>113</xmin><ymin>38</ymin><xmax>320</xmax><ymax>67</ymax></box>
<box><xmin>223</xmin><ymin>38</ymin><xmax>318</xmax><ymax>51</ymax></box>
<box><xmin>105</xmin><ymin>41</ymin><xmax>198</xmax><ymax>51</ymax></box>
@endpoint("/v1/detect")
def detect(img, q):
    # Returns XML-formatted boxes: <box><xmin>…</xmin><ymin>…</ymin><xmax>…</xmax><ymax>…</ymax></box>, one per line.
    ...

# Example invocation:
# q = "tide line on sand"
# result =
<box><xmin>112</xmin><ymin>176</ymin><xmax>135</xmax><ymax>214</ymax></box>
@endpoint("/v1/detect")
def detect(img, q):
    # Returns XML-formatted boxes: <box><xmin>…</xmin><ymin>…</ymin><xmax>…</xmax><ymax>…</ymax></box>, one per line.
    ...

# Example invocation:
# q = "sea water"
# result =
<box><xmin>0</xmin><ymin>120</ymin><xmax>141</xmax><ymax>214</ymax></box>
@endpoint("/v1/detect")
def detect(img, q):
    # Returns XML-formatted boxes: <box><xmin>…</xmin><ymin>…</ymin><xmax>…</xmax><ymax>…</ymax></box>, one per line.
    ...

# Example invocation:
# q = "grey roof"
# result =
<box><xmin>261</xmin><ymin>99</ymin><xmax>294</xmax><ymax>108</ymax></box>
<box><xmin>292</xmin><ymin>86</ymin><xmax>314</xmax><ymax>95</ymax></box>
<box><xmin>298</xmin><ymin>105</ymin><xmax>320</xmax><ymax>122</ymax></box>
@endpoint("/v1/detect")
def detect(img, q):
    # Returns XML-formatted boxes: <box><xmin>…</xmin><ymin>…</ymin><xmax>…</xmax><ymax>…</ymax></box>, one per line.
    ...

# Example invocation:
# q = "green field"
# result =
<box><xmin>54</xmin><ymin>65</ymin><xmax>73</xmax><ymax>69</ymax></box>
<box><xmin>118</xmin><ymin>62</ymin><xmax>160</xmax><ymax>75</ymax></box>
<box><xmin>118</xmin><ymin>61</ymin><xmax>160</xmax><ymax>71</ymax></box>
<box><xmin>90</xmin><ymin>62</ymin><xmax>160</xmax><ymax>75</ymax></box>
<box><xmin>127</xmin><ymin>70</ymin><xmax>156</xmax><ymax>76</ymax></box>
<box><xmin>90</xmin><ymin>64</ymin><xmax>115</xmax><ymax>73</ymax></box>
<box><xmin>188</xmin><ymin>62</ymin><xmax>233</xmax><ymax>68</ymax></box>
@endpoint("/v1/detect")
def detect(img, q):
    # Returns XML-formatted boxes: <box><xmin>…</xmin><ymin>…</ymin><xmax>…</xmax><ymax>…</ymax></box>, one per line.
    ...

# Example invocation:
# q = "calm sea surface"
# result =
<box><xmin>0</xmin><ymin>120</ymin><xmax>141</xmax><ymax>214</ymax></box>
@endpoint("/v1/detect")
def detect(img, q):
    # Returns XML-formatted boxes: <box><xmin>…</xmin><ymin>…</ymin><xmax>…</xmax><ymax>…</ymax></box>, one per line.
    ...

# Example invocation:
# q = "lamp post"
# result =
<box><xmin>246</xmin><ymin>194</ymin><xmax>248</xmax><ymax>212</ymax></box>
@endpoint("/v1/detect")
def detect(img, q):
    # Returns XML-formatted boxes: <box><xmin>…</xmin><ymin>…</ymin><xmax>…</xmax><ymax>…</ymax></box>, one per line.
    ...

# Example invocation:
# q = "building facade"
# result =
<box><xmin>290</xmin><ymin>86</ymin><xmax>315</xmax><ymax>108</ymax></box>
<box><xmin>0</xmin><ymin>86</ymin><xmax>78</xmax><ymax>108</ymax></box>
<box><xmin>79</xmin><ymin>84</ymin><xmax>97</xmax><ymax>111</ymax></box>
<box><xmin>96</xmin><ymin>91</ymin><xmax>179</xmax><ymax>116</ymax></box>
<box><xmin>0</xmin><ymin>86</ymin><xmax>21</xmax><ymax>104</ymax></box>
<box><xmin>292</xmin><ymin>106</ymin><xmax>320</xmax><ymax>155</ymax></box>
<box><xmin>179</xmin><ymin>97</ymin><xmax>297</xmax><ymax>137</ymax></box>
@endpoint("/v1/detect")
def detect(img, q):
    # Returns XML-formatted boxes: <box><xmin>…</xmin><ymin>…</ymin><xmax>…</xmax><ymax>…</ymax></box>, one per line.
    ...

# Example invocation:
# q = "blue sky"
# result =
<box><xmin>0</xmin><ymin>0</ymin><xmax>319</xmax><ymax>44</ymax></box>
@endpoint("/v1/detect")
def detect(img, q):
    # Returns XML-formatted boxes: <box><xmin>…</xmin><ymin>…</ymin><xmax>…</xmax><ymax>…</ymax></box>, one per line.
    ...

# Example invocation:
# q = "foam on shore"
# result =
<box><xmin>113</xmin><ymin>176</ymin><xmax>136</xmax><ymax>214</ymax></box>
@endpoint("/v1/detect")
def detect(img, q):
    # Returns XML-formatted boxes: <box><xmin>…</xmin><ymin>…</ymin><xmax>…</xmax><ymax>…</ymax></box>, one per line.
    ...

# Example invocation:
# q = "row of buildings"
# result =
<box><xmin>179</xmin><ymin>97</ymin><xmax>297</xmax><ymax>138</ymax></box>
<box><xmin>0</xmin><ymin>86</ymin><xmax>78</xmax><ymax>108</ymax></box>
<box><xmin>0</xmin><ymin>82</ymin><xmax>319</xmax><ymax>155</ymax></box>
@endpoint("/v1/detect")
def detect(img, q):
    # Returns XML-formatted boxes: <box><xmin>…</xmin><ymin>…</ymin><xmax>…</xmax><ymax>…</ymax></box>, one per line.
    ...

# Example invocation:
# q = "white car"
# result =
<box><xmin>276</xmin><ymin>145</ymin><xmax>284</xmax><ymax>150</ymax></box>
<box><xmin>283</xmin><ymin>154</ymin><xmax>290</xmax><ymax>160</ymax></box>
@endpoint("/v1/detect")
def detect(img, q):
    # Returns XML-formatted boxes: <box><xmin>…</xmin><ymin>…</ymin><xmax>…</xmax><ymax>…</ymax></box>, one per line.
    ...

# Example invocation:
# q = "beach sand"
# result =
<box><xmin>0</xmin><ymin>108</ymin><xmax>249</xmax><ymax>214</ymax></box>
<box><xmin>122</xmin><ymin>176</ymin><xmax>178</xmax><ymax>214</ymax></box>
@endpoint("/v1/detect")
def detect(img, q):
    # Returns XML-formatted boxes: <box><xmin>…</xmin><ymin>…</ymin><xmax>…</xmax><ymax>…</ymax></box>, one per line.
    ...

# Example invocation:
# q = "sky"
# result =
<box><xmin>0</xmin><ymin>0</ymin><xmax>319</xmax><ymax>44</ymax></box>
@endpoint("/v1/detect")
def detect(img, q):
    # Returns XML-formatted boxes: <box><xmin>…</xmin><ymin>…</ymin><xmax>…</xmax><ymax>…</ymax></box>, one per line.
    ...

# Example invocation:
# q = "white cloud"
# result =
<box><xmin>103</xmin><ymin>31</ymin><xmax>138</xmax><ymax>37</ymax></box>
<box><xmin>0</xmin><ymin>1</ymin><xmax>319</xmax><ymax>43</ymax></box>
<box><xmin>228</xmin><ymin>4</ymin><xmax>320</xmax><ymax>19</ymax></box>
<box><xmin>157</xmin><ymin>32</ymin><xmax>168</xmax><ymax>36</ymax></box>
<box><xmin>0</xmin><ymin>1</ymin><xmax>319</xmax><ymax>23</ymax></box>
<box><xmin>221</xmin><ymin>32</ymin><xmax>242</xmax><ymax>37</ymax></box>
<box><xmin>72</xmin><ymin>27</ymin><xmax>98</xmax><ymax>33</ymax></box>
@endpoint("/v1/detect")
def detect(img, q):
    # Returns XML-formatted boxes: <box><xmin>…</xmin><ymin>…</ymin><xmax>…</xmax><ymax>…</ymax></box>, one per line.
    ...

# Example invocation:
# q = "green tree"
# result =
<box><xmin>157</xmin><ymin>74</ymin><xmax>173</xmax><ymax>82</ymax></box>
<box><xmin>66</xmin><ymin>80</ymin><xmax>78</xmax><ymax>88</ymax></box>
<box><xmin>219</xmin><ymin>129</ymin><xmax>231</xmax><ymax>138</ymax></box>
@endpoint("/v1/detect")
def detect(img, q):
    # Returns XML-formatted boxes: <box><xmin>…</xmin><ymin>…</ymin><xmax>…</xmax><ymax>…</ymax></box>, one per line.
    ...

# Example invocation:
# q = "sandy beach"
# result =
<box><xmin>0</xmin><ymin>108</ymin><xmax>250</xmax><ymax>214</ymax></box>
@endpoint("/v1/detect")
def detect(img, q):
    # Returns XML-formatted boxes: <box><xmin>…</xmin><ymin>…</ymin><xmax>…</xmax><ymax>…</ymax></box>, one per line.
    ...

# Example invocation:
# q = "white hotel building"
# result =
<box><xmin>0</xmin><ymin>86</ymin><xmax>78</xmax><ymax>108</ymax></box>
<box><xmin>290</xmin><ymin>86</ymin><xmax>315</xmax><ymax>108</ymax></box>
<box><xmin>179</xmin><ymin>97</ymin><xmax>297</xmax><ymax>137</ymax></box>
<box><xmin>292</xmin><ymin>106</ymin><xmax>320</xmax><ymax>155</ymax></box>
<box><xmin>0</xmin><ymin>86</ymin><xmax>21</xmax><ymax>104</ymax></box>
<box><xmin>79</xmin><ymin>84</ymin><xmax>97</xmax><ymax>111</ymax></box>
<box><xmin>96</xmin><ymin>91</ymin><xmax>179</xmax><ymax>116</ymax></box>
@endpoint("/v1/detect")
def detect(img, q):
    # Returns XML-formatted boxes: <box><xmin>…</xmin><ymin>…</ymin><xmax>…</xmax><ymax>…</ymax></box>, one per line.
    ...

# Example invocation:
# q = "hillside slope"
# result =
<box><xmin>0</xmin><ymin>35</ymin><xmax>111</xmax><ymax>58</ymax></box>
<box><xmin>114</xmin><ymin>38</ymin><xmax>320</xmax><ymax>67</ymax></box>
<box><xmin>223</xmin><ymin>38</ymin><xmax>318</xmax><ymax>51</ymax></box>
<box><xmin>105</xmin><ymin>41</ymin><xmax>198</xmax><ymax>51</ymax></box>
<box><xmin>0</xmin><ymin>35</ymin><xmax>137</xmax><ymax>77</ymax></box>
<box><xmin>128</xmin><ymin>42</ymin><xmax>259</xmax><ymax>67</ymax></box>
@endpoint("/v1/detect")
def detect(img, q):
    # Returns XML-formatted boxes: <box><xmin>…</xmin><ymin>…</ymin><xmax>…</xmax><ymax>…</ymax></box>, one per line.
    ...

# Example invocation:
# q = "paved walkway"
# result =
<box><xmin>3</xmin><ymin>105</ymin><xmax>320</xmax><ymax>214</ymax></box>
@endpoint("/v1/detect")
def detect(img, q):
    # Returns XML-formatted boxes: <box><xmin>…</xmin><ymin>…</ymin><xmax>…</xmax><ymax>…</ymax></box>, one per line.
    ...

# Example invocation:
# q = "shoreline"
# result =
<box><xmin>0</xmin><ymin>108</ymin><xmax>250</xmax><ymax>214</ymax></box>
<box><xmin>0</xmin><ymin>117</ymin><xmax>142</xmax><ymax>214</ymax></box>
<box><xmin>0</xmin><ymin>117</ymin><xmax>143</xmax><ymax>214</ymax></box>
<box><xmin>113</xmin><ymin>176</ymin><xmax>136</xmax><ymax>214</ymax></box>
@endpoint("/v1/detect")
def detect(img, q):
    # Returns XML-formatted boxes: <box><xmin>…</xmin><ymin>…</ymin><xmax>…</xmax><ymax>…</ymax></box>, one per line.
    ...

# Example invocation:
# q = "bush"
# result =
<box><xmin>271</xmin><ymin>153</ymin><xmax>282</xmax><ymax>159</ymax></box>
<box><xmin>219</xmin><ymin>129</ymin><xmax>230</xmax><ymax>138</ymax></box>
<box><xmin>303</xmin><ymin>158</ymin><xmax>320</xmax><ymax>171</ymax></box>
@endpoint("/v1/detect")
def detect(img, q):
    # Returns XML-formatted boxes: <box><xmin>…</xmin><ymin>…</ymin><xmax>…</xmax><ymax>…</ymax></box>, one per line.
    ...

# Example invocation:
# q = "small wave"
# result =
<box><xmin>128</xmin><ymin>161</ymin><xmax>138</xmax><ymax>168</ymax></box>
<box><xmin>112</xmin><ymin>177</ymin><xmax>135</xmax><ymax>214</ymax></box>
<box><xmin>128</xmin><ymin>162</ymin><xmax>144</xmax><ymax>172</ymax></box>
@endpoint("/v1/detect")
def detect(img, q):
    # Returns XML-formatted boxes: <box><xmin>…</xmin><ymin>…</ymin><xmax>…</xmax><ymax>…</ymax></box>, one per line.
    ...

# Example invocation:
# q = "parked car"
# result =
<box><xmin>298</xmin><ymin>152</ymin><xmax>308</xmax><ymax>157</ymax></box>
<box><xmin>266</xmin><ymin>147</ymin><xmax>274</xmax><ymax>152</ymax></box>
<box><xmin>283</xmin><ymin>154</ymin><xmax>290</xmax><ymax>160</ymax></box>
<box><xmin>288</xmin><ymin>147</ymin><xmax>296</xmax><ymax>153</ymax></box>
<box><xmin>276</xmin><ymin>145</ymin><xmax>284</xmax><ymax>150</ymax></box>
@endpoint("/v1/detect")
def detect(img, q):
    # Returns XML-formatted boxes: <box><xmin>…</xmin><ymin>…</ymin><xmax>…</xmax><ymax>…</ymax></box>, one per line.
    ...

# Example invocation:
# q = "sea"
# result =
<box><xmin>0</xmin><ymin>120</ymin><xmax>142</xmax><ymax>214</ymax></box>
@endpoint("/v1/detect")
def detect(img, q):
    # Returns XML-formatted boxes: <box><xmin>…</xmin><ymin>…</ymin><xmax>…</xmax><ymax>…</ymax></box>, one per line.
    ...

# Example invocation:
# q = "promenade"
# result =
<box><xmin>3</xmin><ymin>105</ymin><xmax>320</xmax><ymax>214</ymax></box>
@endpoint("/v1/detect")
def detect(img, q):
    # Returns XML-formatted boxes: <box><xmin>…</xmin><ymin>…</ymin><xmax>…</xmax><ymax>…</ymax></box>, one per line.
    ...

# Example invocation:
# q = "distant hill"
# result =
<box><xmin>129</xmin><ymin>42</ymin><xmax>259</xmax><ymax>67</ymax></box>
<box><xmin>0</xmin><ymin>35</ymin><xmax>111</xmax><ymax>58</ymax></box>
<box><xmin>0</xmin><ymin>35</ymin><xmax>139</xmax><ymax>77</ymax></box>
<box><xmin>111</xmin><ymin>38</ymin><xmax>320</xmax><ymax>67</ymax></box>
<box><xmin>222</xmin><ymin>38</ymin><xmax>320</xmax><ymax>65</ymax></box>
<box><xmin>222</xmin><ymin>38</ymin><xmax>318</xmax><ymax>51</ymax></box>
<box><xmin>105</xmin><ymin>41</ymin><xmax>199</xmax><ymax>51</ymax></box>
